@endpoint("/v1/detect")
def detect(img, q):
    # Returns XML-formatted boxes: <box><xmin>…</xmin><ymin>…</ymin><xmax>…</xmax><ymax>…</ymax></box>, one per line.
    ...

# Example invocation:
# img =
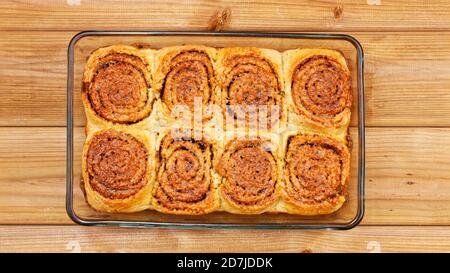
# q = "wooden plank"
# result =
<box><xmin>1</xmin><ymin>0</ymin><xmax>450</xmax><ymax>32</ymax></box>
<box><xmin>1</xmin><ymin>127</ymin><xmax>450</xmax><ymax>225</ymax></box>
<box><xmin>363</xmin><ymin>33</ymin><xmax>450</xmax><ymax>126</ymax></box>
<box><xmin>0</xmin><ymin>128</ymin><xmax>70</xmax><ymax>223</ymax></box>
<box><xmin>0</xmin><ymin>225</ymin><xmax>449</xmax><ymax>252</ymax></box>
<box><xmin>0</xmin><ymin>31</ymin><xmax>69</xmax><ymax>126</ymax></box>
<box><xmin>2</xmin><ymin>31</ymin><xmax>450</xmax><ymax>127</ymax></box>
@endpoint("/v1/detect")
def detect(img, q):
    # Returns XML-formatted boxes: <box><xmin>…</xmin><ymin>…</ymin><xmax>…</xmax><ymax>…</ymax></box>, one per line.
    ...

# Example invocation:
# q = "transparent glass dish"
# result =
<box><xmin>66</xmin><ymin>31</ymin><xmax>365</xmax><ymax>229</ymax></box>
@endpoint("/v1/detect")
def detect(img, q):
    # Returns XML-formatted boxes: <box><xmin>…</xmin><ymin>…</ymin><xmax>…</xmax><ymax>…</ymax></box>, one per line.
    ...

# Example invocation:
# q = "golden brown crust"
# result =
<box><xmin>281</xmin><ymin>133</ymin><xmax>350</xmax><ymax>215</ymax></box>
<box><xmin>82</xmin><ymin>45</ymin><xmax>154</xmax><ymax>129</ymax></box>
<box><xmin>215</xmin><ymin>137</ymin><xmax>280</xmax><ymax>214</ymax></box>
<box><xmin>216</xmin><ymin>47</ymin><xmax>285</xmax><ymax>131</ymax></box>
<box><xmin>82</xmin><ymin>128</ymin><xmax>156</xmax><ymax>212</ymax></box>
<box><xmin>151</xmin><ymin>131</ymin><xmax>219</xmax><ymax>215</ymax></box>
<box><xmin>284</xmin><ymin>49</ymin><xmax>351</xmax><ymax>129</ymax></box>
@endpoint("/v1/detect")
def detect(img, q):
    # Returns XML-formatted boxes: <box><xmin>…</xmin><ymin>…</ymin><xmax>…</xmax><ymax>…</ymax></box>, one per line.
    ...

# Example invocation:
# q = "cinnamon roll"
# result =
<box><xmin>217</xmin><ymin>48</ymin><xmax>284</xmax><ymax>131</ymax></box>
<box><xmin>283</xmin><ymin>49</ymin><xmax>352</xmax><ymax>129</ymax></box>
<box><xmin>152</xmin><ymin>132</ymin><xmax>218</xmax><ymax>215</ymax></box>
<box><xmin>282</xmin><ymin>133</ymin><xmax>350</xmax><ymax>215</ymax></box>
<box><xmin>82</xmin><ymin>129</ymin><xmax>155</xmax><ymax>212</ymax></box>
<box><xmin>215</xmin><ymin>138</ymin><xmax>280</xmax><ymax>214</ymax></box>
<box><xmin>153</xmin><ymin>45</ymin><xmax>217</xmax><ymax>124</ymax></box>
<box><xmin>82</xmin><ymin>45</ymin><xmax>154</xmax><ymax>128</ymax></box>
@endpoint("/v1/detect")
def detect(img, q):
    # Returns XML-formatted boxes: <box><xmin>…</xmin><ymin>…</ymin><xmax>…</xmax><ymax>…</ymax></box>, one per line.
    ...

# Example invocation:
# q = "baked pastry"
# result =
<box><xmin>216</xmin><ymin>47</ymin><xmax>284</xmax><ymax>131</ymax></box>
<box><xmin>153</xmin><ymin>45</ymin><xmax>217</xmax><ymax>125</ymax></box>
<box><xmin>80</xmin><ymin>44</ymin><xmax>354</xmax><ymax>217</ymax></box>
<box><xmin>82</xmin><ymin>45</ymin><xmax>154</xmax><ymax>129</ymax></box>
<box><xmin>214</xmin><ymin>136</ymin><xmax>280</xmax><ymax>214</ymax></box>
<box><xmin>82</xmin><ymin>129</ymin><xmax>156</xmax><ymax>212</ymax></box>
<box><xmin>151</xmin><ymin>130</ymin><xmax>219</xmax><ymax>215</ymax></box>
<box><xmin>283</xmin><ymin>49</ymin><xmax>352</xmax><ymax>129</ymax></box>
<box><xmin>280</xmin><ymin>133</ymin><xmax>350</xmax><ymax>215</ymax></box>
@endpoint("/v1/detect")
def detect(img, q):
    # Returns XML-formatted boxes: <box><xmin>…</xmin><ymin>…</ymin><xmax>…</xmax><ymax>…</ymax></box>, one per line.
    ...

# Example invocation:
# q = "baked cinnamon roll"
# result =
<box><xmin>217</xmin><ymin>48</ymin><xmax>284</xmax><ymax>131</ymax></box>
<box><xmin>152</xmin><ymin>132</ymin><xmax>218</xmax><ymax>215</ymax></box>
<box><xmin>215</xmin><ymin>138</ymin><xmax>280</xmax><ymax>214</ymax></box>
<box><xmin>282</xmin><ymin>133</ymin><xmax>350</xmax><ymax>215</ymax></box>
<box><xmin>283</xmin><ymin>49</ymin><xmax>352</xmax><ymax>129</ymax></box>
<box><xmin>82</xmin><ymin>129</ymin><xmax>155</xmax><ymax>212</ymax></box>
<box><xmin>153</xmin><ymin>45</ymin><xmax>217</xmax><ymax>124</ymax></box>
<box><xmin>82</xmin><ymin>45</ymin><xmax>154</xmax><ymax>127</ymax></box>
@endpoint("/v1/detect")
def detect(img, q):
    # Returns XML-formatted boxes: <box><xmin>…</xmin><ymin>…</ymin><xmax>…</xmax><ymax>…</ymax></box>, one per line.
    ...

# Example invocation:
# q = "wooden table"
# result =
<box><xmin>1</xmin><ymin>0</ymin><xmax>450</xmax><ymax>253</ymax></box>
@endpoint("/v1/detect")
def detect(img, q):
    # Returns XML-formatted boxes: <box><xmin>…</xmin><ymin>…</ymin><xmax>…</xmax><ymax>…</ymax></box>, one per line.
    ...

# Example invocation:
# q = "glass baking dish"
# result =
<box><xmin>66</xmin><ymin>31</ymin><xmax>365</xmax><ymax>229</ymax></box>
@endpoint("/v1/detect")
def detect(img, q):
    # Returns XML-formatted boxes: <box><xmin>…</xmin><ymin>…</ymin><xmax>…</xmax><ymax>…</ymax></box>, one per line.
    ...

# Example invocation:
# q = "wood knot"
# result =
<box><xmin>406</xmin><ymin>181</ymin><xmax>415</xmax><ymax>185</ymax></box>
<box><xmin>301</xmin><ymin>248</ymin><xmax>313</xmax><ymax>253</ymax></box>
<box><xmin>208</xmin><ymin>8</ymin><xmax>231</xmax><ymax>31</ymax></box>
<box><xmin>333</xmin><ymin>5</ymin><xmax>344</xmax><ymax>21</ymax></box>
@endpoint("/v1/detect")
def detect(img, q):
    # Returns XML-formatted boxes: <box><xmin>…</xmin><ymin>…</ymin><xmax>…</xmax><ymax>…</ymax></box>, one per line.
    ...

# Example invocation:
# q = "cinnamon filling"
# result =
<box><xmin>86</xmin><ymin>130</ymin><xmax>148</xmax><ymax>199</ymax></box>
<box><xmin>292</xmin><ymin>55</ymin><xmax>351</xmax><ymax>118</ymax></box>
<box><xmin>217</xmin><ymin>140</ymin><xmax>277</xmax><ymax>207</ymax></box>
<box><xmin>87</xmin><ymin>53</ymin><xmax>151</xmax><ymax>123</ymax></box>
<box><xmin>162</xmin><ymin>51</ymin><xmax>214</xmax><ymax>112</ymax></box>
<box><xmin>223</xmin><ymin>54</ymin><xmax>281</xmax><ymax>127</ymax></box>
<box><xmin>285</xmin><ymin>136</ymin><xmax>345</xmax><ymax>205</ymax></box>
<box><xmin>154</xmin><ymin>135</ymin><xmax>213</xmax><ymax>211</ymax></box>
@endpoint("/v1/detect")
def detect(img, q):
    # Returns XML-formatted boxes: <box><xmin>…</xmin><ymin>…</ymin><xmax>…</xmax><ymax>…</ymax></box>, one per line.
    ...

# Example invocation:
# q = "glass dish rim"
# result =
<box><xmin>66</xmin><ymin>31</ymin><xmax>365</xmax><ymax>230</ymax></box>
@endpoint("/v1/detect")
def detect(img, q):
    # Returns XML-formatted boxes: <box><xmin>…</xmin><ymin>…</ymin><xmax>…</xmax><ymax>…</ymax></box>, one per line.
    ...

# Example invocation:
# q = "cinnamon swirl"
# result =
<box><xmin>284</xmin><ymin>49</ymin><xmax>352</xmax><ymax>129</ymax></box>
<box><xmin>215</xmin><ymin>138</ymin><xmax>280</xmax><ymax>214</ymax></box>
<box><xmin>82</xmin><ymin>45</ymin><xmax>154</xmax><ymax>128</ymax></box>
<box><xmin>152</xmin><ymin>132</ymin><xmax>219</xmax><ymax>215</ymax></box>
<box><xmin>281</xmin><ymin>133</ymin><xmax>350</xmax><ymax>215</ymax></box>
<box><xmin>217</xmin><ymin>48</ymin><xmax>284</xmax><ymax>131</ymax></box>
<box><xmin>153</xmin><ymin>45</ymin><xmax>217</xmax><ymax>124</ymax></box>
<box><xmin>82</xmin><ymin>129</ymin><xmax>155</xmax><ymax>212</ymax></box>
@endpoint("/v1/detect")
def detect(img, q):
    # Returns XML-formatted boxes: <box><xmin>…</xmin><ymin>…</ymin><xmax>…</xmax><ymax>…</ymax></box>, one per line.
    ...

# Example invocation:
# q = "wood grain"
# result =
<box><xmin>0</xmin><ymin>31</ymin><xmax>68</xmax><ymax>126</ymax></box>
<box><xmin>1</xmin><ymin>127</ymin><xmax>450</xmax><ymax>225</ymax></box>
<box><xmin>1</xmin><ymin>0</ymin><xmax>450</xmax><ymax>253</ymax></box>
<box><xmin>1</xmin><ymin>0</ymin><xmax>450</xmax><ymax>32</ymax></box>
<box><xmin>0</xmin><ymin>225</ymin><xmax>449</xmax><ymax>253</ymax></box>
<box><xmin>2</xmin><ymin>31</ymin><xmax>450</xmax><ymax>127</ymax></box>
<box><xmin>0</xmin><ymin>128</ymin><xmax>69</xmax><ymax>223</ymax></box>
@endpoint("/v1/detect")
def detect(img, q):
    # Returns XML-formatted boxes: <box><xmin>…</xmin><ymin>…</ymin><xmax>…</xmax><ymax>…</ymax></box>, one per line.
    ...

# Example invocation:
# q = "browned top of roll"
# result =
<box><xmin>291</xmin><ymin>55</ymin><xmax>351</xmax><ymax>119</ymax></box>
<box><xmin>285</xmin><ymin>135</ymin><xmax>348</xmax><ymax>205</ymax></box>
<box><xmin>216</xmin><ymin>139</ymin><xmax>278</xmax><ymax>208</ymax></box>
<box><xmin>223</xmin><ymin>54</ymin><xmax>282</xmax><ymax>128</ymax></box>
<box><xmin>85</xmin><ymin>53</ymin><xmax>151</xmax><ymax>124</ymax></box>
<box><xmin>86</xmin><ymin>130</ymin><xmax>148</xmax><ymax>199</ymax></box>
<box><xmin>154</xmin><ymin>134</ymin><xmax>214</xmax><ymax>213</ymax></box>
<box><xmin>162</xmin><ymin>51</ymin><xmax>214</xmax><ymax>112</ymax></box>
